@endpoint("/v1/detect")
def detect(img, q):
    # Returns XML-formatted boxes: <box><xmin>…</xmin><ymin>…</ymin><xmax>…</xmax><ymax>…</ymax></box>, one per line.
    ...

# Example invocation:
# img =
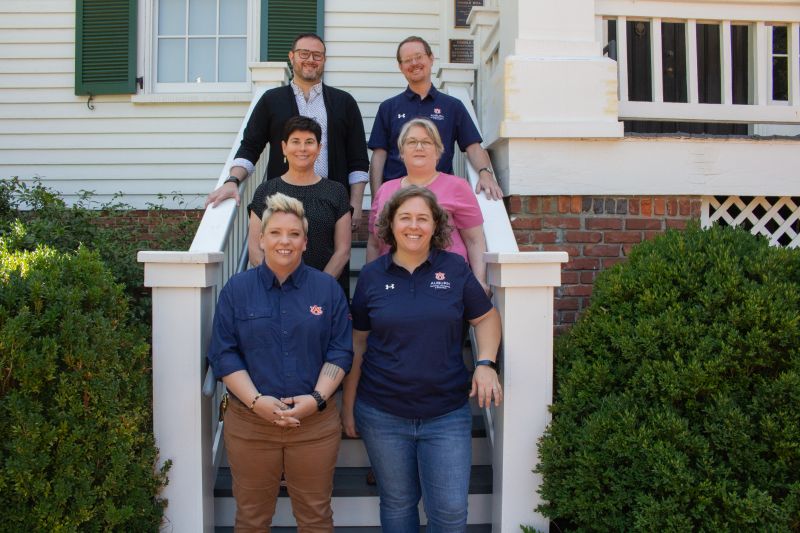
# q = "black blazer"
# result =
<box><xmin>234</xmin><ymin>84</ymin><xmax>369</xmax><ymax>191</ymax></box>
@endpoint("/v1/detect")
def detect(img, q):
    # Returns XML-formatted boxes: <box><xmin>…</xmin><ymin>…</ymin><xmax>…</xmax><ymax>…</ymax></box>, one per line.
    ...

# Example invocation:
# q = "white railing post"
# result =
<box><xmin>721</xmin><ymin>21</ymin><xmax>734</xmax><ymax>105</ymax></box>
<box><xmin>486</xmin><ymin>251</ymin><xmax>569</xmax><ymax>533</ymax></box>
<box><xmin>138</xmin><ymin>250</ymin><xmax>224</xmax><ymax>533</ymax></box>
<box><xmin>651</xmin><ymin>18</ymin><xmax>664</xmax><ymax>103</ymax></box>
<box><xmin>687</xmin><ymin>19</ymin><xmax>700</xmax><ymax>104</ymax></box>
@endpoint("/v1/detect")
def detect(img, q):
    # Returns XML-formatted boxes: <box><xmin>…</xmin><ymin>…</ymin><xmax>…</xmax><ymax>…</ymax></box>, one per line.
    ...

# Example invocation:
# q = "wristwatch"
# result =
<box><xmin>223</xmin><ymin>175</ymin><xmax>241</xmax><ymax>186</ymax></box>
<box><xmin>475</xmin><ymin>359</ymin><xmax>498</xmax><ymax>371</ymax></box>
<box><xmin>310</xmin><ymin>390</ymin><xmax>327</xmax><ymax>411</ymax></box>
<box><xmin>478</xmin><ymin>167</ymin><xmax>494</xmax><ymax>176</ymax></box>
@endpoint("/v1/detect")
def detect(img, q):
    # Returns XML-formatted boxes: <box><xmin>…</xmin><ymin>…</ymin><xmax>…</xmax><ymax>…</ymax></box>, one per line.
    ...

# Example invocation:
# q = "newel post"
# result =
<box><xmin>138</xmin><ymin>251</ymin><xmax>224</xmax><ymax>533</ymax></box>
<box><xmin>485</xmin><ymin>251</ymin><xmax>568</xmax><ymax>532</ymax></box>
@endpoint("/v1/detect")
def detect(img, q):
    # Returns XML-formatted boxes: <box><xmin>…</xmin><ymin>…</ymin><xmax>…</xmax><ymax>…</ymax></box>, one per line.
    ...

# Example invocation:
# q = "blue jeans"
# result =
<box><xmin>355</xmin><ymin>400</ymin><xmax>472</xmax><ymax>533</ymax></box>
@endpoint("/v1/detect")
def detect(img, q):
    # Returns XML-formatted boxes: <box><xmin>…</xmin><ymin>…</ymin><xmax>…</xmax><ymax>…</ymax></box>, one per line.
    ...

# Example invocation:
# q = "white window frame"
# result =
<box><xmin>138</xmin><ymin>0</ymin><xmax>260</xmax><ymax>94</ymax></box>
<box><xmin>768</xmin><ymin>24</ymin><xmax>789</xmax><ymax>105</ymax></box>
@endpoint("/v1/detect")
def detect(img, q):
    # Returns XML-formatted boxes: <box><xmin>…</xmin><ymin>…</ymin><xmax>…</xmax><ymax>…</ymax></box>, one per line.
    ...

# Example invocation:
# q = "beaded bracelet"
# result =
<box><xmin>249</xmin><ymin>393</ymin><xmax>263</xmax><ymax>410</ymax></box>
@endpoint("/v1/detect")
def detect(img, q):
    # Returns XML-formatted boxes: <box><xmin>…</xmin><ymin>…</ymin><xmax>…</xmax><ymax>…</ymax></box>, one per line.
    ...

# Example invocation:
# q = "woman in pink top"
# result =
<box><xmin>367</xmin><ymin>118</ymin><xmax>488</xmax><ymax>292</ymax></box>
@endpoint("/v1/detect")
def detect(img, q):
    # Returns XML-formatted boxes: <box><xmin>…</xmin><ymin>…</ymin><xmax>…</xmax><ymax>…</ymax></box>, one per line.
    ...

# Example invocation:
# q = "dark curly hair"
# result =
<box><xmin>283</xmin><ymin>116</ymin><xmax>322</xmax><ymax>143</ymax></box>
<box><xmin>376</xmin><ymin>186</ymin><xmax>452</xmax><ymax>252</ymax></box>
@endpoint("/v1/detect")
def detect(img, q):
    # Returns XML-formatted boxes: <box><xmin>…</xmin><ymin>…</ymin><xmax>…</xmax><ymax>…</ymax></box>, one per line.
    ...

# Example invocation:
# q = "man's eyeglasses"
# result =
<box><xmin>399</xmin><ymin>53</ymin><xmax>428</xmax><ymax>66</ymax></box>
<box><xmin>403</xmin><ymin>138</ymin><xmax>435</xmax><ymax>150</ymax></box>
<box><xmin>293</xmin><ymin>49</ymin><xmax>325</xmax><ymax>61</ymax></box>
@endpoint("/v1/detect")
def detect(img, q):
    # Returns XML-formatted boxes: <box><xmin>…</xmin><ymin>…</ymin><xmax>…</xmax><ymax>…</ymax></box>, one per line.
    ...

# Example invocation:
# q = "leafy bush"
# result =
<box><xmin>0</xmin><ymin>242</ymin><xmax>168</xmax><ymax>531</ymax></box>
<box><xmin>537</xmin><ymin>224</ymin><xmax>800</xmax><ymax>531</ymax></box>
<box><xmin>0</xmin><ymin>177</ymin><xmax>199</xmax><ymax>322</ymax></box>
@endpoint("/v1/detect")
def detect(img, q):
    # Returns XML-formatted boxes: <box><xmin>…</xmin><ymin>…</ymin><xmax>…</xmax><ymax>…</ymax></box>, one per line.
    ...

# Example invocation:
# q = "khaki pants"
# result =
<box><xmin>224</xmin><ymin>395</ymin><xmax>341</xmax><ymax>532</ymax></box>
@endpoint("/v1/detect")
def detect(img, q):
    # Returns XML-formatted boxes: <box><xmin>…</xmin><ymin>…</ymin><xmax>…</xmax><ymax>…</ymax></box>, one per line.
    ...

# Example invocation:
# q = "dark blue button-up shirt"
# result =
<box><xmin>351</xmin><ymin>249</ymin><xmax>493</xmax><ymax>418</ymax></box>
<box><xmin>368</xmin><ymin>86</ymin><xmax>483</xmax><ymax>181</ymax></box>
<box><xmin>208</xmin><ymin>262</ymin><xmax>353</xmax><ymax>398</ymax></box>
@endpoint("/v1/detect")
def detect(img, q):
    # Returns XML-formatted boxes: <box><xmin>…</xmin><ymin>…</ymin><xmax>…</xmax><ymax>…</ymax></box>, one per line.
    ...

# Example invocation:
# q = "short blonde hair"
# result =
<box><xmin>260</xmin><ymin>193</ymin><xmax>309</xmax><ymax>235</ymax></box>
<box><xmin>397</xmin><ymin>118</ymin><xmax>445</xmax><ymax>158</ymax></box>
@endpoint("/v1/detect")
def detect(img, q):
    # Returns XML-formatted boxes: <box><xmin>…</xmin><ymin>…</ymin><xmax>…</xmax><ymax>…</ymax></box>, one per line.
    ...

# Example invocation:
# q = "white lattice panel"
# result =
<box><xmin>701</xmin><ymin>196</ymin><xmax>800</xmax><ymax>248</ymax></box>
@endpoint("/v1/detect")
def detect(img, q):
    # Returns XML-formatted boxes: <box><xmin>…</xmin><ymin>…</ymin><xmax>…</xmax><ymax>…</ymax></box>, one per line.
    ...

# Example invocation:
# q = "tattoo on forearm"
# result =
<box><xmin>321</xmin><ymin>363</ymin><xmax>342</xmax><ymax>380</ymax></box>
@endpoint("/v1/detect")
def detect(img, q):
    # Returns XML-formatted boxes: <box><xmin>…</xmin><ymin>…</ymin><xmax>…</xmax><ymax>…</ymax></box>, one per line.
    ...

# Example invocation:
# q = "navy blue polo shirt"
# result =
<box><xmin>207</xmin><ymin>262</ymin><xmax>353</xmax><ymax>399</ymax></box>
<box><xmin>368</xmin><ymin>86</ymin><xmax>483</xmax><ymax>181</ymax></box>
<box><xmin>351</xmin><ymin>249</ymin><xmax>493</xmax><ymax>419</ymax></box>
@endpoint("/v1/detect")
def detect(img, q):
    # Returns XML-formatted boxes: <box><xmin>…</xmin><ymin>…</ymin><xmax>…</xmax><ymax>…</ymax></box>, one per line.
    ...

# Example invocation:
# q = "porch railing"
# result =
<box><xmin>597</xmin><ymin>0</ymin><xmax>800</xmax><ymax>124</ymax></box>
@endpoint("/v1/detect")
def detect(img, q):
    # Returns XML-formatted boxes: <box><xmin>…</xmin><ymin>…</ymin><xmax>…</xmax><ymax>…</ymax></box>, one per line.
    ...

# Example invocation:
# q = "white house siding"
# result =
<box><xmin>0</xmin><ymin>0</ymin><xmax>251</xmax><ymax>208</ymax></box>
<box><xmin>0</xmin><ymin>0</ymin><xmax>448</xmax><ymax>208</ymax></box>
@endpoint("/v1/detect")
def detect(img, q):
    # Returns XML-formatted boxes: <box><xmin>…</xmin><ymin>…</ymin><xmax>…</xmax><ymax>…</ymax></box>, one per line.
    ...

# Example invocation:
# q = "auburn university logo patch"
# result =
<box><xmin>309</xmin><ymin>305</ymin><xmax>323</xmax><ymax>316</ymax></box>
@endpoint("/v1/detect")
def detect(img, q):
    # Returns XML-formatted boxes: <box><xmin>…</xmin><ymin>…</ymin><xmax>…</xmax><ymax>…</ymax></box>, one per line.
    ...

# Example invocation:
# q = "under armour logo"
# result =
<box><xmin>385</xmin><ymin>284</ymin><xmax>395</xmax><ymax>290</ymax></box>
<box><xmin>397</xmin><ymin>113</ymin><xmax>406</xmax><ymax>119</ymax></box>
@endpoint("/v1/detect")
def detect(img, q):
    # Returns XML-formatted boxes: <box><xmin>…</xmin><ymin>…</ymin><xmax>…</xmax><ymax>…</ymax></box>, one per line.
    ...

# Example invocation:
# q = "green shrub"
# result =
<box><xmin>536</xmin><ymin>224</ymin><xmax>800</xmax><ymax>531</ymax></box>
<box><xmin>0</xmin><ymin>242</ymin><xmax>167</xmax><ymax>531</ymax></box>
<box><xmin>0</xmin><ymin>177</ymin><xmax>198</xmax><ymax>322</ymax></box>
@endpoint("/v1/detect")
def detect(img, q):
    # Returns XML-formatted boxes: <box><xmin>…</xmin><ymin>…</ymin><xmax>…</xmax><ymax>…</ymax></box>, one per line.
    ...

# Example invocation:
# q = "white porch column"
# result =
<box><xmin>248</xmin><ymin>62</ymin><xmax>290</xmax><ymax>90</ymax></box>
<box><xmin>486</xmin><ymin>251</ymin><xmax>568</xmax><ymax>533</ymax></box>
<box><xmin>138</xmin><ymin>251</ymin><xmax>224</xmax><ymax>533</ymax></box>
<box><xmin>438</xmin><ymin>63</ymin><xmax>477</xmax><ymax>100</ymax></box>
<box><xmin>495</xmin><ymin>0</ymin><xmax>623</xmax><ymax>139</ymax></box>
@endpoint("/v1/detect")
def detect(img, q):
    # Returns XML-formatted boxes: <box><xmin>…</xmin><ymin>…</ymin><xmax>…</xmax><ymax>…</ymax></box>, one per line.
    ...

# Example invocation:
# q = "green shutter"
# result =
<box><xmin>262</xmin><ymin>0</ymin><xmax>324</xmax><ymax>62</ymax></box>
<box><xmin>75</xmin><ymin>0</ymin><xmax>137</xmax><ymax>95</ymax></box>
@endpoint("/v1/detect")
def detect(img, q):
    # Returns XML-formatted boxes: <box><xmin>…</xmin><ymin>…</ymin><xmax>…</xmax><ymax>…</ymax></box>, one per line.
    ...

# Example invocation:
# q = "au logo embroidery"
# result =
<box><xmin>309</xmin><ymin>305</ymin><xmax>323</xmax><ymax>316</ymax></box>
<box><xmin>385</xmin><ymin>283</ymin><xmax>395</xmax><ymax>290</ymax></box>
<box><xmin>430</xmin><ymin>272</ymin><xmax>451</xmax><ymax>290</ymax></box>
<box><xmin>435</xmin><ymin>272</ymin><xmax>446</xmax><ymax>281</ymax></box>
<box><xmin>434</xmin><ymin>108</ymin><xmax>441</xmax><ymax>114</ymax></box>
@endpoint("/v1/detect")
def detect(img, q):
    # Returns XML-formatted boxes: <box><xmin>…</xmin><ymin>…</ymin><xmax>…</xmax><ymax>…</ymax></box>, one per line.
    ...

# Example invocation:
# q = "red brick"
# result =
<box><xmin>626</xmin><ymin>218</ymin><xmax>663</xmax><ymax>230</ymax></box>
<box><xmin>602</xmin><ymin>257</ymin><xmax>627</xmax><ymax>268</ymax></box>
<box><xmin>508</xmin><ymin>195</ymin><xmax>523</xmax><ymax>213</ymax></box>
<box><xmin>605</xmin><ymin>231</ymin><xmax>643</xmax><ymax>243</ymax></box>
<box><xmin>571</xmin><ymin>197</ymin><xmax>583</xmax><ymax>214</ymax></box>
<box><xmin>513</xmin><ymin>230</ymin><xmax>531</xmax><ymax>245</ymax></box>
<box><xmin>654</xmin><ymin>197</ymin><xmax>666</xmax><ymax>216</ymax></box>
<box><xmin>518</xmin><ymin>245</ymin><xmax>542</xmax><ymax>252</ymax></box>
<box><xmin>584</xmin><ymin>244</ymin><xmax>622</xmax><ymax>257</ymax></box>
<box><xmin>640</xmin><ymin>198</ymin><xmax>652</xmax><ymax>216</ymax></box>
<box><xmin>554</xmin><ymin>324</ymin><xmax>572</xmax><ymax>336</ymax></box>
<box><xmin>511</xmin><ymin>216</ymin><xmax>542</xmax><ymax>230</ymax></box>
<box><xmin>540</xmin><ymin>197</ymin><xmax>559</xmax><ymax>214</ymax></box>
<box><xmin>586</xmin><ymin>217</ymin><xmax>622</xmax><ymax>230</ymax></box>
<box><xmin>628</xmin><ymin>198</ymin><xmax>640</xmax><ymax>215</ymax></box>
<box><xmin>666</xmin><ymin>219</ymin><xmax>689</xmax><ymax>230</ymax></box>
<box><xmin>622</xmin><ymin>243</ymin><xmax>636</xmax><ymax>255</ymax></box>
<box><xmin>643</xmin><ymin>230</ymin><xmax>663</xmax><ymax>241</ymax></box>
<box><xmin>561</xmin><ymin>272</ymin><xmax>580</xmax><ymax>284</ymax></box>
<box><xmin>564</xmin><ymin>258</ymin><xmax>601</xmax><ymax>271</ymax></box>
<box><xmin>560</xmin><ymin>312</ymin><xmax>577</xmax><ymax>324</ymax></box>
<box><xmin>543</xmin><ymin>216</ymin><xmax>581</xmax><ymax>230</ymax></box>
<box><xmin>558</xmin><ymin>196</ymin><xmax>571</xmax><ymax>213</ymax></box>
<box><xmin>679</xmin><ymin>198</ymin><xmax>690</xmax><ymax>216</ymax></box>
<box><xmin>690</xmin><ymin>199</ymin><xmax>702</xmax><ymax>217</ymax></box>
<box><xmin>565</xmin><ymin>230</ymin><xmax>602</xmax><ymax>243</ymax></box>
<box><xmin>555</xmin><ymin>297</ymin><xmax>580</xmax><ymax>311</ymax></box>
<box><xmin>563</xmin><ymin>284</ymin><xmax>593</xmax><ymax>297</ymax></box>
<box><xmin>667</xmin><ymin>198</ymin><xmax>678</xmax><ymax>216</ymax></box>
<box><xmin>531</xmin><ymin>231</ymin><xmax>558</xmax><ymax>243</ymax></box>
<box><xmin>543</xmin><ymin>244</ymin><xmax>581</xmax><ymax>257</ymax></box>
<box><xmin>580</xmin><ymin>271</ymin><xmax>597</xmax><ymax>284</ymax></box>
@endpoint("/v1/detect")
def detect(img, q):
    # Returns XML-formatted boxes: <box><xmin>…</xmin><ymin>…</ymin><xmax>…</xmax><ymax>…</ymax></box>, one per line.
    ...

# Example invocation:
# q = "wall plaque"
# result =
<box><xmin>455</xmin><ymin>0</ymin><xmax>484</xmax><ymax>28</ymax></box>
<box><xmin>449</xmin><ymin>39</ymin><xmax>474</xmax><ymax>64</ymax></box>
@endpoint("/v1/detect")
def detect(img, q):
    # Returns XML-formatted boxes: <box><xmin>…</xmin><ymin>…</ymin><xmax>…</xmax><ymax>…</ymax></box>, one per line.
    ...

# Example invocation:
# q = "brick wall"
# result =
<box><xmin>507</xmin><ymin>195</ymin><xmax>702</xmax><ymax>332</ymax></box>
<box><xmin>94</xmin><ymin>209</ymin><xmax>204</xmax><ymax>245</ymax></box>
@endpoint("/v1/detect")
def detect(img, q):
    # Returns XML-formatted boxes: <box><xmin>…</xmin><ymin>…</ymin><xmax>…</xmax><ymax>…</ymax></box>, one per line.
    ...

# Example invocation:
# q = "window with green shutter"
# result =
<box><xmin>262</xmin><ymin>0</ymin><xmax>323</xmax><ymax>62</ymax></box>
<box><xmin>75</xmin><ymin>0</ymin><xmax>137</xmax><ymax>95</ymax></box>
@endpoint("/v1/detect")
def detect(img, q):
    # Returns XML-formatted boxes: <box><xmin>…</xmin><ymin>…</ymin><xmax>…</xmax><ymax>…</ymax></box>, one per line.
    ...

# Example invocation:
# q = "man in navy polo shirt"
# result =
<box><xmin>368</xmin><ymin>35</ymin><xmax>503</xmax><ymax>201</ymax></box>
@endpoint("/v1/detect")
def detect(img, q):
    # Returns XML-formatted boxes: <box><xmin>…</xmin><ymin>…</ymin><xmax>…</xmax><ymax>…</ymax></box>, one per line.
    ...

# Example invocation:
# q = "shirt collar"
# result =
<box><xmin>403</xmin><ymin>85</ymin><xmax>438</xmax><ymax>102</ymax></box>
<box><xmin>291</xmin><ymin>79</ymin><xmax>323</xmax><ymax>99</ymax></box>
<box><xmin>383</xmin><ymin>249</ymin><xmax>439</xmax><ymax>274</ymax></box>
<box><xmin>258</xmin><ymin>261</ymin><xmax>308</xmax><ymax>289</ymax></box>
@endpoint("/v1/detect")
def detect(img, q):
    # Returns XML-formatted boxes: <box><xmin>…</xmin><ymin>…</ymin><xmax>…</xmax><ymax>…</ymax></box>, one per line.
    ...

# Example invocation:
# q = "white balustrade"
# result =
<box><xmin>597</xmin><ymin>0</ymin><xmax>800</xmax><ymax>124</ymax></box>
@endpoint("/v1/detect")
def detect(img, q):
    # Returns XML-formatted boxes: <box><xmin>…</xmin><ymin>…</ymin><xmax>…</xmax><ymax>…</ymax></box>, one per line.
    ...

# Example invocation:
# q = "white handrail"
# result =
<box><xmin>446</xmin><ymin>85</ymin><xmax>519</xmax><ymax>254</ymax></box>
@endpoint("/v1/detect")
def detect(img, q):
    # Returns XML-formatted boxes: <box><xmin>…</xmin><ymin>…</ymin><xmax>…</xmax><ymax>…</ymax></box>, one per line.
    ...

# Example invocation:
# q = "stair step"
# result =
<box><xmin>214</xmin><ymin>466</ymin><xmax>493</xmax><ymax>527</ymax></box>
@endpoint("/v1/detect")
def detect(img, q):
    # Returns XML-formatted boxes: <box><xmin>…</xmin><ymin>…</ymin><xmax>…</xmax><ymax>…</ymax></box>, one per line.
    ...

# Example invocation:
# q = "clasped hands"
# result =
<box><xmin>252</xmin><ymin>394</ymin><xmax>319</xmax><ymax>428</ymax></box>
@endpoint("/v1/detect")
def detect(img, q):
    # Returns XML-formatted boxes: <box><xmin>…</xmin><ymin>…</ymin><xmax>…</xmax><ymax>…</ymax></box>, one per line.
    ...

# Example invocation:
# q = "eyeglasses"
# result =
<box><xmin>399</xmin><ymin>53</ymin><xmax>428</xmax><ymax>66</ymax></box>
<box><xmin>293</xmin><ymin>49</ymin><xmax>325</xmax><ymax>61</ymax></box>
<box><xmin>403</xmin><ymin>138</ymin><xmax>435</xmax><ymax>150</ymax></box>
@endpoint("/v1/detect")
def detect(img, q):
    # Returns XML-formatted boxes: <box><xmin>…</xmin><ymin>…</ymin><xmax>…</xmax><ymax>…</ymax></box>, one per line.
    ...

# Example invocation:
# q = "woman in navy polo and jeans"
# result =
<box><xmin>342</xmin><ymin>186</ymin><xmax>502</xmax><ymax>532</ymax></box>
